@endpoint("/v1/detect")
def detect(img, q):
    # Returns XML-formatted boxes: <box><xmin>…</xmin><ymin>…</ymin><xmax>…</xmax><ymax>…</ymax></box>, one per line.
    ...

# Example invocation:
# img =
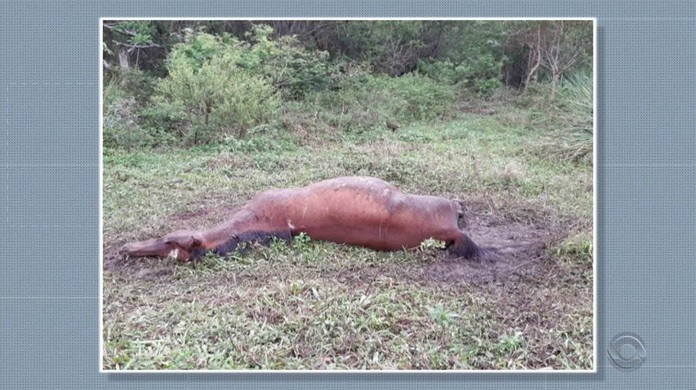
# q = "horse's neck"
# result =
<box><xmin>202</xmin><ymin>208</ymin><xmax>257</xmax><ymax>246</ymax></box>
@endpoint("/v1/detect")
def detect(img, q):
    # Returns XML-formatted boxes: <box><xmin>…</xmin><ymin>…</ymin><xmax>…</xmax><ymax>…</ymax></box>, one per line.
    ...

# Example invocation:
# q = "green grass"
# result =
<box><xmin>103</xmin><ymin>106</ymin><xmax>593</xmax><ymax>370</ymax></box>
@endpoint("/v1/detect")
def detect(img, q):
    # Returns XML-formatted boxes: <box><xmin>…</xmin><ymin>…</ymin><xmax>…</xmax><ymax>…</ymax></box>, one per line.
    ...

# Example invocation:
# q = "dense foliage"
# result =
<box><xmin>103</xmin><ymin>20</ymin><xmax>593</xmax><ymax>148</ymax></box>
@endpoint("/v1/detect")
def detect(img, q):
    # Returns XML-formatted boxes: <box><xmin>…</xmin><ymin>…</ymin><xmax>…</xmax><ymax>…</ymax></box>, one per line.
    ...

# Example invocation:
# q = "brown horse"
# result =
<box><xmin>120</xmin><ymin>176</ymin><xmax>487</xmax><ymax>262</ymax></box>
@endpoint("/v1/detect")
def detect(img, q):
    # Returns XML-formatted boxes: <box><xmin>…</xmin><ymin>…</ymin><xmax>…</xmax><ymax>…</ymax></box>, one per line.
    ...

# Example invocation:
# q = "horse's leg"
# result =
<box><xmin>448</xmin><ymin>231</ymin><xmax>501</xmax><ymax>261</ymax></box>
<box><xmin>447</xmin><ymin>232</ymin><xmax>479</xmax><ymax>258</ymax></box>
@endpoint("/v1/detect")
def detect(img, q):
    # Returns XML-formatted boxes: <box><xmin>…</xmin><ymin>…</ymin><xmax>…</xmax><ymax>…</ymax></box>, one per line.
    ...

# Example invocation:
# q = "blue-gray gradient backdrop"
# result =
<box><xmin>1</xmin><ymin>1</ymin><xmax>694</xmax><ymax>389</ymax></box>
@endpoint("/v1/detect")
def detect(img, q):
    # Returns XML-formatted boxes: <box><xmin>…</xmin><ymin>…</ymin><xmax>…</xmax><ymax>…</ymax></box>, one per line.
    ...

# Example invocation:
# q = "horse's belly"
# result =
<box><xmin>255</xmin><ymin>182</ymin><xmax>456</xmax><ymax>251</ymax></box>
<box><xmin>294</xmin><ymin>206</ymin><xmax>434</xmax><ymax>251</ymax></box>
<box><xmin>301</xmin><ymin>224</ymin><xmax>420</xmax><ymax>251</ymax></box>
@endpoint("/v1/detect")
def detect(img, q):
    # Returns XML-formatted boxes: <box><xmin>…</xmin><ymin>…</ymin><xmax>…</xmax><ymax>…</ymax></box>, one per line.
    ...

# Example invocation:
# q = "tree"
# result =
<box><xmin>514</xmin><ymin>20</ymin><xmax>592</xmax><ymax>99</ymax></box>
<box><xmin>103</xmin><ymin>21</ymin><xmax>161</xmax><ymax>70</ymax></box>
<box><xmin>539</xmin><ymin>21</ymin><xmax>592</xmax><ymax>100</ymax></box>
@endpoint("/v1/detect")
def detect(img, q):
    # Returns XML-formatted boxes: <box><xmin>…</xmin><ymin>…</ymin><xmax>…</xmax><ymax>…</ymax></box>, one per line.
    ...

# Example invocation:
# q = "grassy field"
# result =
<box><xmin>102</xmin><ymin>103</ymin><xmax>593</xmax><ymax>370</ymax></box>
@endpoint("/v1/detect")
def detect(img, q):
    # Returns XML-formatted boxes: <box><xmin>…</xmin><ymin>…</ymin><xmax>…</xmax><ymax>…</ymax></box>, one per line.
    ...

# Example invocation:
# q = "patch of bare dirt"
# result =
<box><xmin>424</xmin><ymin>208</ymin><xmax>559</xmax><ymax>286</ymax></box>
<box><xmin>321</xmin><ymin>204</ymin><xmax>565</xmax><ymax>293</ymax></box>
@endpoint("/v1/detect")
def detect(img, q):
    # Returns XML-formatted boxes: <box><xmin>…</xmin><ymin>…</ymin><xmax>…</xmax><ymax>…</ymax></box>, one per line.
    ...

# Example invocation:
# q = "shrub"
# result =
<box><xmin>144</xmin><ymin>33</ymin><xmax>281</xmax><ymax>144</ymax></box>
<box><xmin>419</xmin><ymin>59</ymin><xmax>502</xmax><ymax>96</ymax></box>
<box><xmin>310</xmin><ymin>72</ymin><xmax>457</xmax><ymax>133</ymax></box>
<box><xmin>238</xmin><ymin>25</ymin><xmax>336</xmax><ymax>99</ymax></box>
<box><xmin>376</xmin><ymin>73</ymin><xmax>458</xmax><ymax>121</ymax></box>
<box><xmin>104</xmin><ymin>68</ymin><xmax>157</xmax><ymax>104</ymax></box>
<box><xmin>103</xmin><ymin>80</ymin><xmax>164</xmax><ymax>149</ymax></box>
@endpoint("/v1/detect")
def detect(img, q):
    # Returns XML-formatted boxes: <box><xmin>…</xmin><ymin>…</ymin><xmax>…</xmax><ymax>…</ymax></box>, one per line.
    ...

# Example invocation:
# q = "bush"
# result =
<box><xmin>376</xmin><ymin>73</ymin><xmax>458</xmax><ymax>121</ymax></box>
<box><xmin>104</xmin><ymin>68</ymin><xmax>157</xmax><ymax>104</ymax></box>
<box><xmin>144</xmin><ymin>33</ymin><xmax>281</xmax><ymax>144</ymax></box>
<box><xmin>103</xmin><ymin>80</ymin><xmax>164</xmax><ymax>149</ymax></box>
<box><xmin>417</xmin><ymin>21</ymin><xmax>506</xmax><ymax>96</ymax></box>
<box><xmin>238</xmin><ymin>25</ymin><xmax>336</xmax><ymax>99</ymax></box>
<box><xmin>309</xmin><ymin>72</ymin><xmax>457</xmax><ymax>133</ymax></box>
<box><xmin>419</xmin><ymin>59</ymin><xmax>502</xmax><ymax>96</ymax></box>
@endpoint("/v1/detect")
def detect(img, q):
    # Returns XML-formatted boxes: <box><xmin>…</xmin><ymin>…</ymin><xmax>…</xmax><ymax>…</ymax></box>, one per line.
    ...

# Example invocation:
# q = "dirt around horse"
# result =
<box><xmin>120</xmin><ymin>176</ymin><xmax>487</xmax><ymax>262</ymax></box>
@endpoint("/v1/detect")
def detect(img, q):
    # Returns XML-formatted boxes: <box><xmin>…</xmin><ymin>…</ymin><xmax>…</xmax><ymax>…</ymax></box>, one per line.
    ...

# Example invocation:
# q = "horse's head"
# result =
<box><xmin>120</xmin><ymin>230</ymin><xmax>205</xmax><ymax>262</ymax></box>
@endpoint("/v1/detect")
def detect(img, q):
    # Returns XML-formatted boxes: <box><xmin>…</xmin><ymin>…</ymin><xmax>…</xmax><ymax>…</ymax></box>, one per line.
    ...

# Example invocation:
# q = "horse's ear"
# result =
<box><xmin>164</xmin><ymin>230</ymin><xmax>203</xmax><ymax>249</ymax></box>
<box><xmin>180</xmin><ymin>233</ymin><xmax>204</xmax><ymax>249</ymax></box>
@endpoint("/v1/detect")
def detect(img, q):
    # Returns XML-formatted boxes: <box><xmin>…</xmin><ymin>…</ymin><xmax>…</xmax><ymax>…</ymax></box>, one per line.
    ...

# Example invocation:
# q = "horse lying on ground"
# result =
<box><xmin>120</xmin><ymin>176</ymin><xmax>490</xmax><ymax>263</ymax></box>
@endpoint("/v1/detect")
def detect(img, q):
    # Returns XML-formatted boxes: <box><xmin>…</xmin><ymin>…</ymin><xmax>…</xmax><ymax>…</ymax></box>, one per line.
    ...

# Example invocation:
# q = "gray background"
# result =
<box><xmin>1</xmin><ymin>0</ymin><xmax>694</xmax><ymax>389</ymax></box>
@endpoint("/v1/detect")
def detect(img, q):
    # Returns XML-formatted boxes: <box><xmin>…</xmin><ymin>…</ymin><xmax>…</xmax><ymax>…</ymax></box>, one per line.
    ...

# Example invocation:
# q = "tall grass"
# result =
<box><xmin>558</xmin><ymin>69</ymin><xmax>593</xmax><ymax>135</ymax></box>
<box><xmin>521</xmin><ymin>70</ymin><xmax>594</xmax><ymax>165</ymax></box>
